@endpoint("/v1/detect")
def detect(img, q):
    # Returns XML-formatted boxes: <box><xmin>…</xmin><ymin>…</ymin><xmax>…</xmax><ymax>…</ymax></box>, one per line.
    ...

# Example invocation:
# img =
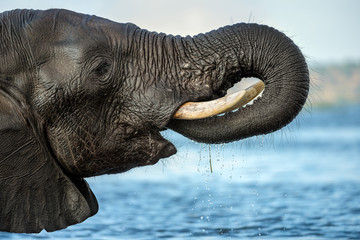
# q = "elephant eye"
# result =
<box><xmin>93</xmin><ymin>61</ymin><xmax>111</xmax><ymax>77</ymax></box>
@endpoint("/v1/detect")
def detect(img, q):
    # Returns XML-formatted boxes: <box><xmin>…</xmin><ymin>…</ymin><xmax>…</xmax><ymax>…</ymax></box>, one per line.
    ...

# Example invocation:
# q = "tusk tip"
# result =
<box><xmin>249</xmin><ymin>80</ymin><xmax>265</xmax><ymax>92</ymax></box>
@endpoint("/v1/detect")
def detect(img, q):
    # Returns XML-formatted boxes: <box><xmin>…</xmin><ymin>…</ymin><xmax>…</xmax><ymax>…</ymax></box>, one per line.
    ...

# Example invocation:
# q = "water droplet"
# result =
<box><xmin>208</xmin><ymin>144</ymin><xmax>213</xmax><ymax>173</ymax></box>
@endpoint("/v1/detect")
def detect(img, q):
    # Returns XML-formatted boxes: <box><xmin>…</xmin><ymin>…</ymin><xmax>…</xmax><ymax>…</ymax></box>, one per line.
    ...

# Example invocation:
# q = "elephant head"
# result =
<box><xmin>0</xmin><ymin>9</ymin><xmax>309</xmax><ymax>233</ymax></box>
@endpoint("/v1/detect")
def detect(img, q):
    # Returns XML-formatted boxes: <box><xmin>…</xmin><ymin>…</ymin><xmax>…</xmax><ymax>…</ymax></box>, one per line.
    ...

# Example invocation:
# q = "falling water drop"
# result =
<box><xmin>208</xmin><ymin>144</ymin><xmax>213</xmax><ymax>173</ymax></box>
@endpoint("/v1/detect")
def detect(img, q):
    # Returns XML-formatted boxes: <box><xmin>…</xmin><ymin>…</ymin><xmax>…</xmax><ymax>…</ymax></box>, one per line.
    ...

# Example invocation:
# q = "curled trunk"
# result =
<box><xmin>167</xmin><ymin>23</ymin><xmax>309</xmax><ymax>143</ymax></box>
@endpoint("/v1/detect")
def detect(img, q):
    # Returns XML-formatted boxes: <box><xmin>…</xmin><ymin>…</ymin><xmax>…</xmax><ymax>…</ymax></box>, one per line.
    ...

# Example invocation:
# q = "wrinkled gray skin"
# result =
<box><xmin>0</xmin><ymin>9</ymin><xmax>309</xmax><ymax>233</ymax></box>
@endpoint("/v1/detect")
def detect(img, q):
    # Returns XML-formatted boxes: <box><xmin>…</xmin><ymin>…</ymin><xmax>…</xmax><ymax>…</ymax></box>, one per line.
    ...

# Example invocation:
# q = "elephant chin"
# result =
<box><xmin>172</xmin><ymin>81</ymin><xmax>264</xmax><ymax>120</ymax></box>
<box><xmin>152</xmin><ymin>141</ymin><xmax>177</xmax><ymax>163</ymax></box>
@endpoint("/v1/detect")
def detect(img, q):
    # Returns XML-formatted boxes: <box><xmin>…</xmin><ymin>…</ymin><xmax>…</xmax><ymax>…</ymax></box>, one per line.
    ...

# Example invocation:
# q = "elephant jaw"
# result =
<box><xmin>173</xmin><ymin>81</ymin><xmax>265</xmax><ymax>120</ymax></box>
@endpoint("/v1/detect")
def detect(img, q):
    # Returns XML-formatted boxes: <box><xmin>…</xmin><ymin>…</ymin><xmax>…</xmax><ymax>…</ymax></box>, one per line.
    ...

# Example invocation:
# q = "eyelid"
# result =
<box><xmin>93</xmin><ymin>61</ymin><xmax>111</xmax><ymax>76</ymax></box>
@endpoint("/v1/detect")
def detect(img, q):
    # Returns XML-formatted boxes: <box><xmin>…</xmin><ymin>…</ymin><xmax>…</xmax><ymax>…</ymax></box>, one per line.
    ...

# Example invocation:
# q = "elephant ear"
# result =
<box><xmin>0</xmin><ymin>90</ymin><xmax>98</xmax><ymax>233</ymax></box>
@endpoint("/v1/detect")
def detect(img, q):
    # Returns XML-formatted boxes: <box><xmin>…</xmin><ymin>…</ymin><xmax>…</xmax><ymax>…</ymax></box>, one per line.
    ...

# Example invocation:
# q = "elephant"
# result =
<box><xmin>0</xmin><ymin>9</ymin><xmax>309</xmax><ymax>233</ymax></box>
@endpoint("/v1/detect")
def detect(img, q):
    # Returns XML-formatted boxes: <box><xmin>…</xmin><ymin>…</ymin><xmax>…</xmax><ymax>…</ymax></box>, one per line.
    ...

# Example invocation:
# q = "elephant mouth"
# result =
<box><xmin>172</xmin><ymin>81</ymin><xmax>265</xmax><ymax>120</ymax></box>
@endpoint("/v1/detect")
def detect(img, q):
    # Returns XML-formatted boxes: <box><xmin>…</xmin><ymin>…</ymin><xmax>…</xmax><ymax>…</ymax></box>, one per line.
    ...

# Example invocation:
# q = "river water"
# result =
<box><xmin>2</xmin><ymin>105</ymin><xmax>360</xmax><ymax>239</ymax></box>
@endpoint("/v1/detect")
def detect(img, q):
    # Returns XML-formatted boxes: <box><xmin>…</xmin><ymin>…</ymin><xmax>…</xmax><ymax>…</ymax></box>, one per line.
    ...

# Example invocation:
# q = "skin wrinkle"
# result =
<box><xmin>162</xmin><ymin>37</ymin><xmax>172</xmax><ymax>85</ymax></box>
<box><xmin>76</xmin><ymin>126</ymin><xmax>95</xmax><ymax>155</ymax></box>
<box><xmin>102</xmin><ymin>96</ymin><xmax>115</xmax><ymax>131</ymax></box>
<box><xmin>133</xmin><ymin>29</ymin><xmax>145</xmax><ymax>91</ymax></box>
<box><xmin>162</xmin><ymin>37</ymin><xmax>175</xmax><ymax>91</ymax></box>
<box><xmin>171</xmin><ymin>37</ymin><xmax>182</xmax><ymax>90</ymax></box>
<box><xmin>140</xmin><ymin>29</ymin><xmax>148</xmax><ymax>85</ymax></box>
<box><xmin>52</xmin><ymin>132</ymin><xmax>70</xmax><ymax>173</ymax></box>
<box><xmin>149</xmin><ymin>34</ymin><xmax>158</xmax><ymax>89</ymax></box>
<box><xmin>1</xmin><ymin>156</ymin><xmax>47</xmax><ymax>181</ymax></box>
<box><xmin>182</xmin><ymin>37</ymin><xmax>200</xmax><ymax>71</ymax></box>
<box><xmin>140</xmin><ymin>30</ymin><xmax>149</xmax><ymax>89</ymax></box>
<box><xmin>170</xmin><ymin>38</ymin><xmax>181</xmax><ymax>86</ymax></box>
<box><xmin>177</xmin><ymin>37</ymin><xmax>212</xmax><ymax>97</ymax></box>
<box><xmin>51</xmin><ymin>9</ymin><xmax>59</xmax><ymax>35</ymax></box>
<box><xmin>148</xmin><ymin>32</ymin><xmax>156</xmax><ymax>82</ymax></box>
<box><xmin>184</xmin><ymin>33</ymin><xmax>222</xmax><ymax>96</ymax></box>
<box><xmin>0</xmin><ymin>141</ymin><xmax>32</xmax><ymax>165</ymax></box>
<box><xmin>210</xmin><ymin>28</ymin><xmax>238</xmax><ymax>84</ymax></box>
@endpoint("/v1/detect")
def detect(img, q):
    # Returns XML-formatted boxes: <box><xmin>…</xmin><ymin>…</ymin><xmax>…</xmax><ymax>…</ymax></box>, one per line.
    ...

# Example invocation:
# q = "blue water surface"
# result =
<box><xmin>2</xmin><ymin>105</ymin><xmax>360</xmax><ymax>239</ymax></box>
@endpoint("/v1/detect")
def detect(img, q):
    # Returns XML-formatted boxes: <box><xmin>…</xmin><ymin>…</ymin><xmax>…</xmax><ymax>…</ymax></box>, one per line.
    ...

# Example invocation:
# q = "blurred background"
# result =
<box><xmin>1</xmin><ymin>1</ymin><xmax>359</xmax><ymax>239</ymax></box>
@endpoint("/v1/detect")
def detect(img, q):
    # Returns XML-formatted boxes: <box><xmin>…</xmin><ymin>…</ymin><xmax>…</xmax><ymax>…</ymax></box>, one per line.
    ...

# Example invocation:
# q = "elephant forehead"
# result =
<box><xmin>30</xmin><ymin>9</ymin><xmax>130</xmax><ymax>48</ymax></box>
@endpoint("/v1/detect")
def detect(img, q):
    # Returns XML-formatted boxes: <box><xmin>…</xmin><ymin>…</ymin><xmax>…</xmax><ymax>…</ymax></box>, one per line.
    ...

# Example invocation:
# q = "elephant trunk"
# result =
<box><xmin>167</xmin><ymin>23</ymin><xmax>310</xmax><ymax>143</ymax></box>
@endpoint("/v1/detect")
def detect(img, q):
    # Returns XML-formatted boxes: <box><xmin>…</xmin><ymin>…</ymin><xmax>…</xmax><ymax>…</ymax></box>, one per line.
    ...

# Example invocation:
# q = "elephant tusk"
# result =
<box><xmin>173</xmin><ymin>81</ymin><xmax>265</xmax><ymax>120</ymax></box>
